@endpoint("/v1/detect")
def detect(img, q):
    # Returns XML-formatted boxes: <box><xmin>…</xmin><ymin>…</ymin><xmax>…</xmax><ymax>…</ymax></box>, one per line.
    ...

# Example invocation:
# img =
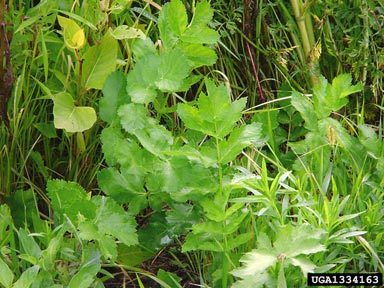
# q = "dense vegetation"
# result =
<box><xmin>0</xmin><ymin>0</ymin><xmax>383</xmax><ymax>287</ymax></box>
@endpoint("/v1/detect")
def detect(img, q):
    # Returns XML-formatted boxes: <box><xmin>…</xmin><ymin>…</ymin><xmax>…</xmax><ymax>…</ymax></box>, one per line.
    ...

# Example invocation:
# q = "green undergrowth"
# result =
<box><xmin>0</xmin><ymin>0</ymin><xmax>383</xmax><ymax>287</ymax></box>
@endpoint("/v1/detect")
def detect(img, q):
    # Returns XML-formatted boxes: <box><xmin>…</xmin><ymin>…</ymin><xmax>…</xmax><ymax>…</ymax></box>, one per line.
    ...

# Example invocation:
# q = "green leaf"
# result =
<box><xmin>17</xmin><ymin>228</ymin><xmax>42</xmax><ymax>260</ymax></box>
<box><xmin>274</xmin><ymin>224</ymin><xmax>326</xmax><ymax>257</ymax></box>
<box><xmin>47</xmin><ymin>179</ymin><xmax>96</xmax><ymax>223</ymax></box>
<box><xmin>119</xmin><ymin>104</ymin><xmax>174</xmax><ymax>156</ymax></box>
<box><xmin>155</xmin><ymin>49</ymin><xmax>190</xmax><ymax>91</ymax></box>
<box><xmin>97</xmin><ymin>168</ymin><xmax>147</xmax><ymax>214</ymax></box>
<box><xmin>179</xmin><ymin>43</ymin><xmax>218</xmax><ymax>68</ymax></box>
<box><xmin>68</xmin><ymin>254</ymin><xmax>101</xmax><ymax>288</ymax></box>
<box><xmin>126</xmin><ymin>54</ymin><xmax>159</xmax><ymax>104</ymax></box>
<box><xmin>158</xmin><ymin>0</ymin><xmax>188</xmax><ymax>48</ymax></box>
<box><xmin>110</xmin><ymin>25</ymin><xmax>146</xmax><ymax>40</ymax></box>
<box><xmin>92</xmin><ymin>196</ymin><xmax>138</xmax><ymax>246</ymax></box>
<box><xmin>52</xmin><ymin>92</ymin><xmax>97</xmax><ymax>133</ymax></box>
<box><xmin>100</xmin><ymin>71</ymin><xmax>129</xmax><ymax>123</ymax></box>
<box><xmin>181</xmin><ymin>0</ymin><xmax>219</xmax><ymax>45</ymax></box>
<box><xmin>157</xmin><ymin>269</ymin><xmax>182</xmax><ymax>288</ymax></box>
<box><xmin>177</xmin><ymin>80</ymin><xmax>246</xmax><ymax>138</ymax></box>
<box><xmin>291</xmin><ymin>91</ymin><xmax>317</xmax><ymax>131</ymax></box>
<box><xmin>148</xmin><ymin>156</ymin><xmax>216</xmax><ymax>202</ymax></box>
<box><xmin>82</xmin><ymin>32</ymin><xmax>118</xmax><ymax>90</ymax></box>
<box><xmin>231</xmin><ymin>250</ymin><xmax>277</xmax><ymax>276</ymax></box>
<box><xmin>219</xmin><ymin>123</ymin><xmax>264</xmax><ymax>164</ymax></box>
<box><xmin>0</xmin><ymin>257</ymin><xmax>14</xmax><ymax>288</ymax></box>
<box><xmin>13</xmin><ymin>265</ymin><xmax>40</xmax><ymax>288</ymax></box>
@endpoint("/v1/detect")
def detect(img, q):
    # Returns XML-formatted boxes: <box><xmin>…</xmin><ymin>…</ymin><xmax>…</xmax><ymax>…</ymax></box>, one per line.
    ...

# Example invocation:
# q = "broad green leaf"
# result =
<box><xmin>148</xmin><ymin>156</ymin><xmax>216</xmax><ymax>202</ymax></box>
<box><xmin>119</xmin><ymin>104</ymin><xmax>174</xmax><ymax>156</ymax></box>
<box><xmin>13</xmin><ymin>265</ymin><xmax>40</xmax><ymax>288</ymax></box>
<box><xmin>219</xmin><ymin>123</ymin><xmax>264</xmax><ymax>164</ymax></box>
<box><xmin>126</xmin><ymin>54</ymin><xmax>159</xmax><ymax>104</ymax></box>
<box><xmin>92</xmin><ymin>196</ymin><xmax>138</xmax><ymax>246</ymax></box>
<box><xmin>358</xmin><ymin>124</ymin><xmax>382</xmax><ymax>157</ymax></box>
<box><xmin>100</xmin><ymin>71</ymin><xmax>129</xmax><ymax>123</ymax></box>
<box><xmin>68</xmin><ymin>254</ymin><xmax>101</xmax><ymax>288</ymax></box>
<box><xmin>182</xmin><ymin>232</ymin><xmax>223</xmax><ymax>252</ymax></box>
<box><xmin>158</xmin><ymin>0</ymin><xmax>188</xmax><ymax>48</ymax></box>
<box><xmin>291</xmin><ymin>91</ymin><xmax>317</xmax><ymax>131</ymax></box>
<box><xmin>0</xmin><ymin>257</ymin><xmax>14</xmax><ymax>288</ymax></box>
<box><xmin>132</xmin><ymin>38</ymin><xmax>157</xmax><ymax>61</ymax></box>
<box><xmin>82</xmin><ymin>32</ymin><xmax>118</xmax><ymax>90</ymax></box>
<box><xmin>274</xmin><ymin>224</ymin><xmax>326</xmax><ymax>257</ymax></box>
<box><xmin>179</xmin><ymin>43</ymin><xmax>218</xmax><ymax>68</ymax></box>
<box><xmin>313</xmin><ymin>75</ymin><xmax>331</xmax><ymax>118</ymax></box>
<box><xmin>57</xmin><ymin>16</ymin><xmax>85</xmax><ymax>49</ymax></box>
<box><xmin>53</xmin><ymin>92</ymin><xmax>97</xmax><ymax>133</ymax></box>
<box><xmin>231</xmin><ymin>250</ymin><xmax>277</xmax><ymax>276</ymax></box>
<box><xmin>110</xmin><ymin>25</ymin><xmax>146</xmax><ymax>40</ymax></box>
<box><xmin>17</xmin><ymin>228</ymin><xmax>42</xmax><ymax>260</ymax></box>
<box><xmin>155</xmin><ymin>49</ymin><xmax>190</xmax><ymax>91</ymax></box>
<box><xmin>47</xmin><ymin>179</ymin><xmax>96</xmax><ymax>223</ymax></box>
<box><xmin>177</xmin><ymin>80</ymin><xmax>246</xmax><ymax>138</ymax></box>
<box><xmin>97</xmin><ymin>168</ymin><xmax>147</xmax><ymax>214</ymax></box>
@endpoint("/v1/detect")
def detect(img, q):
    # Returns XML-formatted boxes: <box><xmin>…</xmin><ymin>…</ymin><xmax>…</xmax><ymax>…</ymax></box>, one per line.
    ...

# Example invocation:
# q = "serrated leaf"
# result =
<box><xmin>58</xmin><ymin>16</ymin><xmax>85</xmax><ymax>49</ymax></box>
<box><xmin>231</xmin><ymin>250</ymin><xmax>277</xmax><ymax>276</ymax></box>
<box><xmin>47</xmin><ymin>179</ymin><xmax>97</xmax><ymax>223</ymax></box>
<box><xmin>291</xmin><ymin>91</ymin><xmax>317</xmax><ymax>131</ymax></box>
<box><xmin>155</xmin><ymin>49</ymin><xmax>190</xmax><ymax>91</ymax></box>
<box><xmin>274</xmin><ymin>224</ymin><xmax>326</xmax><ymax>257</ymax></box>
<box><xmin>92</xmin><ymin>196</ymin><xmax>138</xmax><ymax>246</ymax></box>
<box><xmin>119</xmin><ymin>104</ymin><xmax>174</xmax><ymax>156</ymax></box>
<box><xmin>179</xmin><ymin>43</ymin><xmax>218</xmax><ymax>68</ymax></box>
<box><xmin>148</xmin><ymin>156</ymin><xmax>216</xmax><ymax>202</ymax></box>
<box><xmin>97</xmin><ymin>168</ymin><xmax>147</xmax><ymax>214</ymax></box>
<box><xmin>177</xmin><ymin>80</ymin><xmax>246</xmax><ymax>138</ymax></box>
<box><xmin>53</xmin><ymin>92</ymin><xmax>97</xmax><ymax>133</ymax></box>
<box><xmin>231</xmin><ymin>273</ymin><xmax>269</xmax><ymax>288</ymax></box>
<box><xmin>219</xmin><ymin>123</ymin><xmax>264</xmax><ymax>164</ymax></box>
<box><xmin>158</xmin><ymin>0</ymin><xmax>188</xmax><ymax>48</ymax></box>
<box><xmin>100</xmin><ymin>71</ymin><xmax>130</xmax><ymax>123</ymax></box>
<box><xmin>82</xmin><ymin>32</ymin><xmax>118</xmax><ymax>90</ymax></box>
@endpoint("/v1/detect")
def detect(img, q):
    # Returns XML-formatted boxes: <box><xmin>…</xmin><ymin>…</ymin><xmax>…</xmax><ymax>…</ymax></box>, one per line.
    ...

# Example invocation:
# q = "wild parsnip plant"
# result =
<box><xmin>0</xmin><ymin>0</ymin><xmax>383</xmax><ymax>287</ymax></box>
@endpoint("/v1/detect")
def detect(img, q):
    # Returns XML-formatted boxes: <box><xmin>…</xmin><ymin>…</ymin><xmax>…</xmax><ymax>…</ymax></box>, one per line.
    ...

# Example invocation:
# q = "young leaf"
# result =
<box><xmin>53</xmin><ymin>92</ymin><xmax>97</xmax><ymax>133</ymax></box>
<box><xmin>57</xmin><ymin>16</ymin><xmax>85</xmax><ymax>50</ymax></box>
<box><xmin>100</xmin><ymin>71</ymin><xmax>129</xmax><ymax>123</ymax></box>
<box><xmin>231</xmin><ymin>250</ymin><xmax>277</xmax><ymax>276</ymax></box>
<box><xmin>82</xmin><ymin>32</ymin><xmax>118</xmax><ymax>90</ymax></box>
<box><xmin>177</xmin><ymin>80</ymin><xmax>246</xmax><ymax>138</ymax></box>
